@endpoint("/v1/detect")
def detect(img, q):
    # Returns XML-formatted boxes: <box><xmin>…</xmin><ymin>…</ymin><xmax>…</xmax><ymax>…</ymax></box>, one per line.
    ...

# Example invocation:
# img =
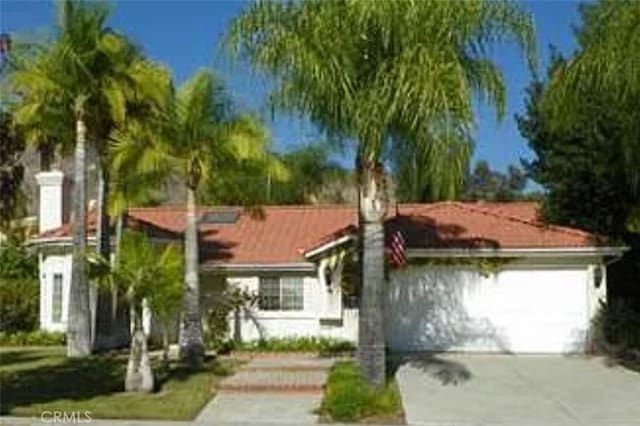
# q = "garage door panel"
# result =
<box><xmin>387</xmin><ymin>266</ymin><xmax>589</xmax><ymax>353</ymax></box>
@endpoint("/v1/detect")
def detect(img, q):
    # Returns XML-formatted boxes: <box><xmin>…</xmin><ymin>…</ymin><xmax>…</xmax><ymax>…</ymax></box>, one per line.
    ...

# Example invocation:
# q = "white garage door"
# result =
<box><xmin>386</xmin><ymin>266</ymin><xmax>589</xmax><ymax>353</ymax></box>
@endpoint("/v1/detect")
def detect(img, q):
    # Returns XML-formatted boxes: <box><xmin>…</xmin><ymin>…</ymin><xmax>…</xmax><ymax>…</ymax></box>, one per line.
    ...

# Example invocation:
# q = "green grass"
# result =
<box><xmin>0</xmin><ymin>346</ymin><xmax>236</xmax><ymax>420</ymax></box>
<box><xmin>317</xmin><ymin>360</ymin><xmax>405</xmax><ymax>424</ymax></box>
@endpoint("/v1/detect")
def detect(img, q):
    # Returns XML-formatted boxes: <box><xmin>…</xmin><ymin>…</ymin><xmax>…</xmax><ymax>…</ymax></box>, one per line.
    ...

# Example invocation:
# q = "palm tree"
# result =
<box><xmin>90</xmin><ymin>230</ymin><xmax>183</xmax><ymax>392</ymax></box>
<box><xmin>112</xmin><ymin>69</ymin><xmax>271</xmax><ymax>368</ymax></box>
<box><xmin>228</xmin><ymin>0</ymin><xmax>536</xmax><ymax>386</ymax></box>
<box><xmin>9</xmin><ymin>1</ymin><xmax>169</xmax><ymax>356</ymax></box>
<box><xmin>391</xmin><ymin>129</ymin><xmax>473</xmax><ymax>202</ymax></box>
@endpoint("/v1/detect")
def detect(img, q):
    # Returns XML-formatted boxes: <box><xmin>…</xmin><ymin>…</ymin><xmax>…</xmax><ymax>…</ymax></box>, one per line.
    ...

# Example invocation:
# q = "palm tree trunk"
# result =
<box><xmin>93</xmin><ymin>159</ymin><xmax>113</xmax><ymax>350</ymax></box>
<box><xmin>67</xmin><ymin>118</ymin><xmax>92</xmax><ymax>357</ymax></box>
<box><xmin>161</xmin><ymin>322</ymin><xmax>170</xmax><ymax>363</ymax></box>
<box><xmin>357</xmin><ymin>161</ymin><xmax>387</xmax><ymax>387</ymax></box>
<box><xmin>179</xmin><ymin>187</ymin><xmax>204</xmax><ymax>368</ymax></box>
<box><xmin>96</xmin><ymin>159</ymin><xmax>111</xmax><ymax>259</ymax></box>
<box><xmin>125</xmin><ymin>301</ymin><xmax>154</xmax><ymax>392</ymax></box>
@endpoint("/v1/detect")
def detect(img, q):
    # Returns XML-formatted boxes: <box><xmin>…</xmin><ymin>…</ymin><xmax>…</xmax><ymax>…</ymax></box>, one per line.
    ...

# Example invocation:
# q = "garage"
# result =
<box><xmin>386</xmin><ymin>265</ymin><xmax>591</xmax><ymax>353</ymax></box>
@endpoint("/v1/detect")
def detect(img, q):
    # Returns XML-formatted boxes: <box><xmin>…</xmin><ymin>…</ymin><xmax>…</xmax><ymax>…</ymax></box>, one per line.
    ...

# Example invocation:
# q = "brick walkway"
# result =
<box><xmin>195</xmin><ymin>354</ymin><xmax>336</xmax><ymax>424</ymax></box>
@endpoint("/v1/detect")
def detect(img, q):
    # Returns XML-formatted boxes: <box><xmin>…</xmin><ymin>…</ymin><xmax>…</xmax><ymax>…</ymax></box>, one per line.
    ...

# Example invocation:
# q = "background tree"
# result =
<box><xmin>0</xmin><ymin>111</ymin><xmax>27</xmax><ymax>230</ymax></box>
<box><xmin>229</xmin><ymin>0</ymin><xmax>536</xmax><ymax>386</ymax></box>
<box><xmin>542</xmin><ymin>0</ymin><xmax>640</xmax><ymax>219</ymax></box>
<box><xmin>112</xmin><ymin>69</ymin><xmax>270</xmax><ymax>368</ymax></box>
<box><xmin>207</xmin><ymin>143</ymin><xmax>350</xmax><ymax>205</ymax></box>
<box><xmin>463</xmin><ymin>160</ymin><xmax>530</xmax><ymax>201</ymax></box>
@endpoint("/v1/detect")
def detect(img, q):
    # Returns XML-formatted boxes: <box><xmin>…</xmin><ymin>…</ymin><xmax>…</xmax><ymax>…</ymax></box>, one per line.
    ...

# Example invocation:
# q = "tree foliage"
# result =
<box><xmin>0</xmin><ymin>111</ymin><xmax>27</xmax><ymax>228</ymax></box>
<box><xmin>463</xmin><ymin>160</ymin><xmax>530</xmax><ymax>202</ymax></box>
<box><xmin>205</xmin><ymin>143</ymin><xmax>349</xmax><ymax>205</ymax></box>
<box><xmin>543</xmin><ymin>0</ymin><xmax>640</xmax><ymax>199</ymax></box>
<box><xmin>228</xmin><ymin>0</ymin><xmax>536</xmax><ymax>165</ymax></box>
<box><xmin>519</xmin><ymin>53</ymin><xmax>637</xmax><ymax>241</ymax></box>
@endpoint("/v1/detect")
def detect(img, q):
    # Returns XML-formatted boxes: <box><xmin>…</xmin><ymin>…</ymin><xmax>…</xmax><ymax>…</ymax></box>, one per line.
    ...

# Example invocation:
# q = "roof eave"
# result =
<box><xmin>26</xmin><ymin>236</ymin><xmax>97</xmax><ymax>247</ymax></box>
<box><xmin>408</xmin><ymin>246</ymin><xmax>629</xmax><ymax>258</ymax></box>
<box><xmin>304</xmin><ymin>234</ymin><xmax>356</xmax><ymax>259</ymax></box>
<box><xmin>201</xmin><ymin>262</ymin><xmax>316</xmax><ymax>273</ymax></box>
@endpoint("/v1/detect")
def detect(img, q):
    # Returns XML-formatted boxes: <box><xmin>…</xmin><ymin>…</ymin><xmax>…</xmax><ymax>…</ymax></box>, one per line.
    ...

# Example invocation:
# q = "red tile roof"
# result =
<box><xmin>35</xmin><ymin>202</ymin><xmax>603</xmax><ymax>265</ymax></box>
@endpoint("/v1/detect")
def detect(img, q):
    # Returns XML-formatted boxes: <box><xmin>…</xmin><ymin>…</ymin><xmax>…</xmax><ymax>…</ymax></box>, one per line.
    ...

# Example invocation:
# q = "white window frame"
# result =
<box><xmin>258</xmin><ymin>276</ymin><xmax>304</xmax><ymax>311</ymax></box>
<box><xmin>51</xmin><ymin>272</ymin><xmax>64</xmax><ymax>323</ymax></box>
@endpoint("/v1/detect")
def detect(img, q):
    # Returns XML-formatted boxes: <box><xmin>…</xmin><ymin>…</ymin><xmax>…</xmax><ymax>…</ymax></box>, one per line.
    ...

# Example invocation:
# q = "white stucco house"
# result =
<box><xmin>29</xmin><ymin>170</ymin><xmax>627</xmax><ymax>353</ymax></box>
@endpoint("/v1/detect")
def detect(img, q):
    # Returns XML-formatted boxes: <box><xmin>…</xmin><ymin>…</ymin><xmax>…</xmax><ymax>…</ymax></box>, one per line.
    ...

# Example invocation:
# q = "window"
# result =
<box><xmin>52</xmin><ymin>273</ymin><xmax>63</xmax><ymax>323</ymax></box>
<box><xmin>258</xmin><ymin>277</ymin><xmax>304</xmax><ymax>311</ymax></box>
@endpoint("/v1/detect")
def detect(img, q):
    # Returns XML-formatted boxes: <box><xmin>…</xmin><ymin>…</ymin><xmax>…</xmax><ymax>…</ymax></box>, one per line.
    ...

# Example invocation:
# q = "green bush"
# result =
<box><xmin>0</xmin><ymin>330</ymin><xmax>66</xmax><ymax>346</ymax></box>
<box><xmin>228</xmin><ymin>337</ymin><xmax>356</xmax><ymax>356</ymax></box>
<box><xmin>592</xmin><ymin>299</ymin><xmax>640</xmax><ymax>351</ymax></box>
<box><xmin>204</xmin><ymin>288</ymin><xmax>257</xmax><ymax>352</ymax></box>
<box><xmin>0</xmin><ymin>242</ymin><xmax>39</xmax><ymax>333</ymax></box>
<box><xmin>318</xmin><ymin>361</ymin><xmax>403</xmax><ymax>422</ymax></box>
<box><xmin>0</xmin><ymin>278</ymin><xmax>39</xmax><ymax>333</ymax></box>
<box><xmin>0</xmin><ymin>242</ymin><xmax>38</xmax><ymax>279</ymax></box>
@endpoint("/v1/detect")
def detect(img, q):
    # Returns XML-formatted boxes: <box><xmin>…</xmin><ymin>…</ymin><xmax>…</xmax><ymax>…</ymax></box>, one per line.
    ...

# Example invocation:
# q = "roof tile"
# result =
<box><xmin>35</xmin><ymin>202</ymin><xmax>603</xmax><ymax>265</ymax></box>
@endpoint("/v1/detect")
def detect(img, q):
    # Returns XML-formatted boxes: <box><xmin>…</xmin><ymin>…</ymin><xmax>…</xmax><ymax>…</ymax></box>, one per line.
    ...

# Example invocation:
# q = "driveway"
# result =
<box><xmin>394</xmin><ymin>354</ymin><xmax>640</xmax><ymax>426</ymax></box>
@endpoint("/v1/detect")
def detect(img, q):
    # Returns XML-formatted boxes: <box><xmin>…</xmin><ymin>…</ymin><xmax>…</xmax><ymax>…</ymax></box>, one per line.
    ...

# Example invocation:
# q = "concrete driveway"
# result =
<box><xmin>394</xmin><ymin>354</ymin><xmax>640</xmax><ymax>426</ymax></box>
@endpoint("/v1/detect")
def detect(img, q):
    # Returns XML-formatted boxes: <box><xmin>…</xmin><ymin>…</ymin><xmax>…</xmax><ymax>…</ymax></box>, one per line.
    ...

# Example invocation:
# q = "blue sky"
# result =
<box><xmin>1</xmin><ymin>0</ymin><xmax>583</xmax><ymax>172</ymax></box>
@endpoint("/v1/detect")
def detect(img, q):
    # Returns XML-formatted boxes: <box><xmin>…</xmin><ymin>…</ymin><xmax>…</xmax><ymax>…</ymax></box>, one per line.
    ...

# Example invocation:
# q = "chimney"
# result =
<box><xmin>35</xmin><ymin>170</ymin><xmax>65</xmax><ymax>233</ymax></box>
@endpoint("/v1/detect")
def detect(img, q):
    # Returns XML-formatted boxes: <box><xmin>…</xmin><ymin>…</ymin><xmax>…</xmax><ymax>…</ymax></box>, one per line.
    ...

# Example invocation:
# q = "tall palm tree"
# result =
<box><xmin>111</xmin><ymin>69</ymin><xmax>271</xmax><ymax>368</ymax></box>
<box><xmin>9</xmin><ymin>0</ymin><xmax>167</xmax><ymax>356</ymax></box>
<box><xmin>228</xmin><ymin>0</ymin><xmax>536</xmax><ymax>386</ymax></box>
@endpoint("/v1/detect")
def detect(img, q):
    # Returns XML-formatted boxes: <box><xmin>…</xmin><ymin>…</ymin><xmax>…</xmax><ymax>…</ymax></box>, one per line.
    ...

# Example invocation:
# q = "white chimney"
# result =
<box><xmin>35</xmin><ymin>170</ymin><xmax>65</xmax><ymax>233</ymax></box>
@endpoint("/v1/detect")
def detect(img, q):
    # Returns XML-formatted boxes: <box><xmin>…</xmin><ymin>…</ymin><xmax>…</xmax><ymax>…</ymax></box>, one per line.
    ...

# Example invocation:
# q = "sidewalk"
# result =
<box><xmin>194</xmin><ymin>354</ymin><xmax>335</xmax><ymax>424</ymax></box>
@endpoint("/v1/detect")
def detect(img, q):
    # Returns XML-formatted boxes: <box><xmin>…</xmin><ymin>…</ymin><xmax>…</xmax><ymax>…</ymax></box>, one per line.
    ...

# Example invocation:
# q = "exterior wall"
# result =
<box><xmin>37</xmin><ymin>248</ymin><xmax>607</xmax><ymax>353</ymax></box>
<box><xmin>386</xmin><ymin>263</ymin><xmax>602</xmax><ymax>353</ymax></box>
<box><xmin>200</xmin><ymin>272</ymin><xmax>358</xmax><ymax>343</ymax></box>
<box><xmin>40</xmin><ymin>253</ymin><xmax>72</xmax><ymax>332</ymax></box>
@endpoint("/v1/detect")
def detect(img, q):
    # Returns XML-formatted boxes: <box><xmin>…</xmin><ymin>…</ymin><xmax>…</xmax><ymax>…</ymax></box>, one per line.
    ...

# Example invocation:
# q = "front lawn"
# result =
<box><xmin>316</xmin><ymin>360</ymin><xmax>405</xmax><ymax>424</ymax></box>
<box><xmin>0</xmin><ymin>346</ymin><xmax>236</xmax><ymax>420</ymax></box>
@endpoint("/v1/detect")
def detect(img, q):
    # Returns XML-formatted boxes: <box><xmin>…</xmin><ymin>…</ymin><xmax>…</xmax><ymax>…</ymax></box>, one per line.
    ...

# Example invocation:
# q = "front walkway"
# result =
<box><xmin>395</xmin><ymin>353</ymin><xmax>640</xmax><ymax>426</ymax></box>
<box><xmin>195</xmin><ymin>354</ymin><xmax>334</xmax><ymax>424</ymax></box>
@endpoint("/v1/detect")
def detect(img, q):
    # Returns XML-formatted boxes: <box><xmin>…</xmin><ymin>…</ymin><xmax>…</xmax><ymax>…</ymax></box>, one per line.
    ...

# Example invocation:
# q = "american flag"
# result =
<box><xmin>389</xmin><ymin>230</ymin><xmax>407</xmax><ymax>267</ymax></box>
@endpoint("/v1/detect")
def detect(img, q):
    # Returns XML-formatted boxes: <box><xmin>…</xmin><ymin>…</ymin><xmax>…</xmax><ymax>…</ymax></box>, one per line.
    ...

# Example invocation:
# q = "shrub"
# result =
<box><xmin>0</xmin><ymin>242</ymin><xmax>39</xmax><ymax>333</ymax></box>
<box><xmin>228</xmin><ymin>337</ymin><xmax>356</xmax><ymax>356</ymax></box>
<box><xmin>318</xmin><ymin>361</ymin><xmax>403</xmax><ymax>422</ymax></box>
<box><xmin>204</xmin><ymin>288</ymin><xmax>257</xmax><ymax>351</ymax></box>
<box><xmin>0</xmin><ymin>330</ymin><xmax>66</xmax><ymax>346</ymax></box>
<box><xmin>0</xmin><ymin>278</ymin><xmax>39</xmax><ymax>333</ymax></box>
<box><xmin>592</xmin><ymin>299</ymin><xmax>640</xmax><ymax>351</ymax></box>
<box><xmin>0</xmin><ymin>242</ymin><xmax>38</xmax><ymax>280</ymax></box>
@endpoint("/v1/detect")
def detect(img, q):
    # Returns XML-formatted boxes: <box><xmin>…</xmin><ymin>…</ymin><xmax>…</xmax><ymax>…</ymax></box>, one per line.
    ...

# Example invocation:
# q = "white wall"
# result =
<box><xmin>386</xmin><ymin>264</ymin><xmax>601</xmax><ymax>353</ymax></box>
<box><xmin>40</xmin><ymin>253</ymin><xmax>72</xmax><ymax>332</ymax></box>
<box><xmin>203</xmin><ymin>273</ymin><xmax>358</xmax><ymax>343</ymax></box>
<box><xmin>35</xmin><ymin>171</ymin><xmax>64</xmax><ymax>233</ymax></box>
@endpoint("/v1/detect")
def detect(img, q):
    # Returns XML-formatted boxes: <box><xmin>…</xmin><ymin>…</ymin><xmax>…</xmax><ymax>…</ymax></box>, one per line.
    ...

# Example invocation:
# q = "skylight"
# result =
<box><xmin>200</xmin><ymin>210</ymin><xmax>240</xmax><ymax>224</ymax></box>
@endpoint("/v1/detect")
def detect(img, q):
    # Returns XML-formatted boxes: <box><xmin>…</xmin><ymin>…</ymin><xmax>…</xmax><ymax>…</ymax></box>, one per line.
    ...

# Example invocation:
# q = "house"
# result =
<box><xmin>29</xmin><ymin>170</ymin><xmax>627</xmax><ymax>353</ymax></box>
